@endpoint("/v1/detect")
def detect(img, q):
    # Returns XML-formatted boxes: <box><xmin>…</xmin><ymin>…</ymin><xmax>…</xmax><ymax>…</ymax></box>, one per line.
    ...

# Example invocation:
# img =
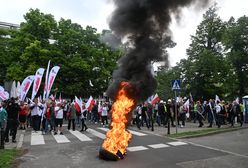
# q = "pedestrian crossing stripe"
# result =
<box><xmin>52</xmin><ymin>132</ymin><xmax>70</xmax><ymax>143</ymax></box>
<box><xmin>28</xmin><ymin>129</ymin><xmax>188</xmax><ymax>151</ymax></box>
<box><xmin>97</xmin><ymin>127</ymin><xmax>147</xmax><ymax>136</ymax></box>
<box><xmin>86</xmin><ymin>128</ymin><xmax>106</xmax><ymax>139</ymax></box>
<box><xmin>31</xmin><ymin>131</ymin><xmax>45</xmax><ymax>145</ymax></box>
<box><xmin>127</xmin><ymin>146</ymin><xmax>148</xmax><ymax>152</ymax></box>
<box><xmin>167</xmin><ymin>142</ymin><xmax>188</xmax><ymax>146</ymax></box>
<box><xmin>148</xmin><ymin>143</ymin><xmax>170</xmax><ymax>149</ymax></box>
<box><xmin>69</xmin><ymin>130</ymin><xmax>92</xmax><ymax>142</ymax></box>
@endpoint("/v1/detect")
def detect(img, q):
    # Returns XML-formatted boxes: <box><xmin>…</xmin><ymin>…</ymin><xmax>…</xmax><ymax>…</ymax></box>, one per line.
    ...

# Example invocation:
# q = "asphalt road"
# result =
<box><xmin>17</xmin><ymin>124</ymin><xmax>247</xmax><ymax>168</ymax></box>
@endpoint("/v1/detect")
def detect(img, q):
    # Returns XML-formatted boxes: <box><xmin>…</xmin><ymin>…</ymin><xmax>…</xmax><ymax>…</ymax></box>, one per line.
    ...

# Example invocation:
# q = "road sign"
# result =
<box><xmin>171</xmin><ymin>80</ymin><xmax>181</xmax><ymax>90</ymax></box>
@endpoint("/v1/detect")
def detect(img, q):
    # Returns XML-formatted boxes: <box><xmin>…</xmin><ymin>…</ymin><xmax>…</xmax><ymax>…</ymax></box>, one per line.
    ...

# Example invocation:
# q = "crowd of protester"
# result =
<box><xmin>0</xmin><ymin>96</ymin><xmax>246</xmax><ymax>143</ymax></box>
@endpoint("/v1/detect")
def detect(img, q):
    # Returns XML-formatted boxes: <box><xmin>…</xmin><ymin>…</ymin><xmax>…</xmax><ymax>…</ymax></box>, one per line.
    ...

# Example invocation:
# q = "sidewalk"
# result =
<box><xmin>129</xmin><ymin>121</ymin><xmax>248</xmax><ymax>137</ymax></box>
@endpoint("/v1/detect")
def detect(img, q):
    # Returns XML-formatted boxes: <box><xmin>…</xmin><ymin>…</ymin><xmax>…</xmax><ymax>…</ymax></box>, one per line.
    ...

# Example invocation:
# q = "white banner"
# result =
<box><xmin>47</xmin><ymin>66</ymin><xmax>60</xmax><ymax>99</ymax></box>
<box><xmin>43</xmin><ymin>60</ymin><xmax>50</xmax><ymax>101</ymax></box>
<box><xmin>31</xmin><ymin>68</ymin><xmax>45</xmax><ymax>100</ymax></box>
<box><xmin>20</xmin><ymin>75</ymin><xmax>35</xmax><ymax>101</ymax></box>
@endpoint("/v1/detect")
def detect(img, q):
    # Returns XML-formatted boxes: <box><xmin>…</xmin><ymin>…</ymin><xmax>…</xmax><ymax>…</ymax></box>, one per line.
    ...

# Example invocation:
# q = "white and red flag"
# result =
<box><xmin>75</xmin><ymin>96</ymin><xmax>82</xmax><ymax>112</ymax></box>
<box><xmin>20</xmin><ymin>75</ymin><xmax>35</xmax><ymax>101</ymax></box>
<box><xmin>31</xmin><ymin>68</ymin><xmax>45</xmax><ymax>100</ymax></box>
<box><xmin>86</xmin><ymin>96</ymin><xmax>95</xmax><ymax>111</ymax></box>
<box><xmin>47</xmin><ymin>66</ymin><xmax>60</xmax><ymax>99</ymax></box>
<box><xmin>0</xmin><ymin>90</ymin><xmax>9</xmax><ymax>101</ymax></box>
<box><xmin>0</xmin><ymin>89</ymin><xmax>9</xmax><ymax>101</ymax></box>
<box><xmin>43</xmin><ymin>60</ymin><xmax>50</xmax><ymax>101</ymax></box>
<box><xmin>151</xmin><ymin>93</ymin><xmax>160</xmax><ymax>105</ymax></box>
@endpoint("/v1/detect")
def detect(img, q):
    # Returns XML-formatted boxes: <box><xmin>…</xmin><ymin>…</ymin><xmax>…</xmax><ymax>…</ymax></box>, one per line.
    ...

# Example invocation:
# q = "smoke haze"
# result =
<box><xmin>107</xmin><ymin>0</ymin><xmax>211</xmax><ymax>102</ymax></box>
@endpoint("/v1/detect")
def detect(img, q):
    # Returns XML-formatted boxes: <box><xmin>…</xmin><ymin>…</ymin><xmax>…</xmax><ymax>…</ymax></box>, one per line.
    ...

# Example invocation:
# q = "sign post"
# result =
<box><xmin>171</xmin><ymin>80</ymin><xmax>181</xmax><ymax>134</ymax></box>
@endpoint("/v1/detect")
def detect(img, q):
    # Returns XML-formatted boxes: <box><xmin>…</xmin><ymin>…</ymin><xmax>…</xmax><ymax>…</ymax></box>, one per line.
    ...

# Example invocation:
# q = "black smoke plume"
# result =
<box><xmin>107</xmin><ymin>0</ymin><xmax>211</xmax><ymax>102</ymax></box>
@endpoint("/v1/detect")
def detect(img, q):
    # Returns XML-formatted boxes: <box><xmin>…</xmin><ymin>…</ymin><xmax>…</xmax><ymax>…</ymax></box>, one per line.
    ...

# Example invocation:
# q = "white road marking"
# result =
<box><xmin>148</xmin><ymin>143</ymin><xmax>170</xmax><ymax>149</ymax></box>
<box><xmin>69</xmin><ymin>130</ymin><xmax>92</xmax><ymax>142</ymax></box>
<box><xmin>31</xmin><ymin>131</ymin><xmax>45</xmax><ymax>145</ymax></box>
<box><xmin>98</xmin><ymin>127</ymin><xmax>147</xmax><ymax>137</ymax></box>
<box><xmin>52</xmin><ymin>132</ymin><xmax>70</xmax><ymax>143</ymax></box>
<box><xmin>167</xmin><ymin>141</ymin><xmax>188</xmax><ymax>146</ymax></box>
<box><xmin>97</xmin><ymin>127</ymin><xmax>109</xmax><ymax>132</ymax></box>
<box><xmin>127</xmin><ymin>146</ymin><xmax>148</xmax><ymax>152</ymax></box>
<box><xmin>185</xmin><ymin>141</ymin><xmax>248</xmax><ymax>159</ymax></box>
<box><xmin>17</xmin><ymin>130</ymin><xmax>25</xmax><ymax>149</ymax></box>
<box><xmin>87</xmin><ymin>128</ymin><xmax>106</xmax><ymax>139</ymax></box>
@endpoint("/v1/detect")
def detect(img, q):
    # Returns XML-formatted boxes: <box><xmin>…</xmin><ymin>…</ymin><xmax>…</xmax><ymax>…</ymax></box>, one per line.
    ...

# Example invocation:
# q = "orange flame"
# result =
<box><xmin>102</xmin><ymin>82</ymin><xmax>136</xmax><ymax>155</ymax></box>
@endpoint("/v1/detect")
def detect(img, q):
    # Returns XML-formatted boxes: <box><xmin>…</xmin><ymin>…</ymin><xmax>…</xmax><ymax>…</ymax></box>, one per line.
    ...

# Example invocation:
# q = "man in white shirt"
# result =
<box><xmin>54</xmin><ymin>103</ymin><xmax>64</xmax><ymax>135</ymax></box>
<box><xmin>30</xmin><ymin>98</ymin><xmax>43</xmax><ymax>131</ymax></box>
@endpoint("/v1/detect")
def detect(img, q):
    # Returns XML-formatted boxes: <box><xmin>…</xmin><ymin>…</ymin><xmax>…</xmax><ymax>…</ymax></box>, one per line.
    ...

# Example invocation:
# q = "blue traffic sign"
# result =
<box><xmin>171</xmin><ymin>80</ymin><xmax>181</xmax><ymax>90</ymax></box>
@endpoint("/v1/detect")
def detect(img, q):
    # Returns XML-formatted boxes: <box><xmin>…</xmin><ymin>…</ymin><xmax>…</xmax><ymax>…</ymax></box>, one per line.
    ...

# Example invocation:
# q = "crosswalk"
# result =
<box><xmin>26</xmin><ymin>127</ymin><xmax>188</xmax><ymax>152</ymax></box>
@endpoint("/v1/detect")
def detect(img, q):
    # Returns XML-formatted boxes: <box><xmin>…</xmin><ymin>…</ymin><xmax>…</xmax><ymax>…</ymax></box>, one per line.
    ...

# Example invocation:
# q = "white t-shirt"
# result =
<box><xmin>101</xmin><ymin>106</ymin><xmax>108</xmax><ymax>116</ymax></box>
<box><xmin>55</xmin><ymin>106</ymin><xmax>64</xmax><ymax>119</ymax></box>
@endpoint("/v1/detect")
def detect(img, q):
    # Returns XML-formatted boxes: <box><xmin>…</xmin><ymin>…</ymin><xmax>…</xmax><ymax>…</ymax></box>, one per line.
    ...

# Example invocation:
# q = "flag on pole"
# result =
<box><xmin>43</xmin><ymin>60</ymin><xmax>50</xmax><ymax>101</ymax></box>
<box><xmin>0</xmin><ymin>90</ymin><xmax>9</xmax><ymax>101</ymax></box>
<box><xmin>16</xmin><ymin>81</ymin><xmax>21</xmax><ymax>99</ymax></box>
<box><xmin>86</xmin><ymin>96</ymin><xmax>95</xmax><ymax>111</ymax></box>
<box><xmin>31</xmin><ymin>68</ymin><xmax>45</xmax><ymax>100</ymax></box>
<box><xmin>59</xmin><ymin>92</ymin><xmax>62</xmax><ymax>103</ymax></box>
<box><xmin>20</xmin><ymin>75</ymin><xmax>35</xmax><ymax>101</ymax></box>
<box><xmin>10</xmin><ymin>81</ymin><xmax>16</xmax><ymax>98</ymax></box>
<box><xmin>151</xmin><ymin>93</ymin><xmax>160</xmax><ymax>105</ymax></box>
<box><xmin>215</xmin><ymin>95</ymin><xmax>220</xmax><ymax>104</ymax></box>
<box><xmin>47</xmin><ymin>66</ymin><xmax>60</xmax><ymax>99</ymax></box>
<box><xmin>183</xmin><ymin>99</ymin><xmax>190</xmax><ymax>118</ymax></box>
<box><xmin>89</xmin><ymin>80</ymin><xmax>94</xmax><ymax>87</ymax></box>
<box><xmin>75</xmin><ymin>96</ymin><xmax>82</xmax><ymax>112</ymax></box>
<box><xmin>235</xmin><ymin>97</ymin><xmax>239</xmax><ymax>104</ymax></box>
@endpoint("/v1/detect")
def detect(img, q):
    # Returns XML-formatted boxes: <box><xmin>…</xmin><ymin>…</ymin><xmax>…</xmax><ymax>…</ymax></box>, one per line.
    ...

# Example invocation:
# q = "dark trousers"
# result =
<box><xmin>81</xmin><ymin>118</ymin><xmax>88</xmax><ymax>131</ymax></box>
<box><xmin>101</xmin><ymin>116</ymin><xmax>108</xmax><ymax>125</ymax></box>
<box><xmin>5</xmin><ymin>119</ymin><xmax>18</xmax><ymax>141</ymax></box>
<box><xmin>141</xmin><ymin>116</ymin><xmax>149</xmax><ymax>128</ymax></box>
<box><xmin>165</xmin><ymin>113</ymin><xmax>174</xmax><ymax>126</ymax></box>
<box><xmin>32</xmin><ymin>115</ymin><xmax>40</xmax><ymax>131</ymax></box>
<box><xmin>68</xmin><ymin>119</ymin><xmax>75</xmax><ymax>130</ymax></box>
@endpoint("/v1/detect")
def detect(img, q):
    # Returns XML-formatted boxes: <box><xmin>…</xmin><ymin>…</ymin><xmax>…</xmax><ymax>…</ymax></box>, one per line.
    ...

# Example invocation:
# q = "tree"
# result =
<box><xmin>0</xmin><ymin>8</ymin><xmax>121</xmax><ymax>98</ymax></box>
<box><xmin>185</xmin><ymin>5</ymin><xmax>230</xmax><ymax>100</ymax></box>
<box><xmin>223</xmin><ymin>16</ymin><xmax>248</xmax><ymax>97</ymax></box>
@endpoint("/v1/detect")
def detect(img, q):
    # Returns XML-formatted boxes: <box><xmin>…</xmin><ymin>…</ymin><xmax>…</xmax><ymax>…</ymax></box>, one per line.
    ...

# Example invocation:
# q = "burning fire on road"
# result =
<box><xmin>99</xmin><ymin>0</ymin><xmax>211</xmax><ymax>161</ymax></box>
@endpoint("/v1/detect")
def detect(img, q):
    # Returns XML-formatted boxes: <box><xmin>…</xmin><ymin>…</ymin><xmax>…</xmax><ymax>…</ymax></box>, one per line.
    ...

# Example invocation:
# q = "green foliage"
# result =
<box><xmin>0</xmin><ymin>8</ymin><xmax>121</xmax><ymax>98</ymax></box>
<box><xmin>156</xmin><ymin>5</ymin><xmax>247</xmax><ymax>101</ymax></box>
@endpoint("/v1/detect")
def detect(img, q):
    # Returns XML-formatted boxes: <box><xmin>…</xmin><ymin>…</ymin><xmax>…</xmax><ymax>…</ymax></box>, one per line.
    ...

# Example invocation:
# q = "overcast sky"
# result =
<box><xmin>0</xmin><ymin>0</ymin><xmax>247</xmax><ymax>66</ymax></box>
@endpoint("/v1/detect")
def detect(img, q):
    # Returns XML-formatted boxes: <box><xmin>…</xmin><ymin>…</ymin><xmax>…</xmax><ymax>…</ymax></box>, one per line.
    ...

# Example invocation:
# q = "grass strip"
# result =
<box><xmin>0</xmin><ymin>149</ymin><xmax>20</xmax><ymax>168</ymax></box>
<box><xmin>167</xmin><ymin>126</ymin><xmax>247</xmax><ymax>139</ymax></box>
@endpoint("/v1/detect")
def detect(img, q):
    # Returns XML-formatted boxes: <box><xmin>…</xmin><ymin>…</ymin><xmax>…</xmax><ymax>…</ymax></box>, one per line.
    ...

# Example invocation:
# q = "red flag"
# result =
<box><xmin>151</xmin><ymin>94</ymin><xmax>160</xmax><ymax>105</ymax></box>
<box><xmin>75</xmin><ymin>96</ymin><xmax>82</xmax><ymax>112</ymax></box>
<box><xmin>86</xmin><ymin>96</ymin><xmax>95</xmax><ymax>111</ymax></box>
<box><xmin>32</xmin><ymin>68</ymin><xmax>45</xmax><ymax>100</ymax></box>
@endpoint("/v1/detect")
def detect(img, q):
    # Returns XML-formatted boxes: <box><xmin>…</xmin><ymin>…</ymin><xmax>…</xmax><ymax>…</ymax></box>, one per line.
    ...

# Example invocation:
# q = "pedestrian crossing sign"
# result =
<box><xmin>171</xmin><ymin>80</ymin><xmax>181</xmax><ymax>90</ymax></box>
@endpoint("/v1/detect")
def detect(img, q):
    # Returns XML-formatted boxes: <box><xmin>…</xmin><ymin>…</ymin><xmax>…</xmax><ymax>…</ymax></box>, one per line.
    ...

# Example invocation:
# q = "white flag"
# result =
<box><xmin>215</xmin><ymin>95</ymin><xmax>220</xmax><ymax>104</ymax></box>
<box><xmin>20</xmin><ymin>75</ymin><xmax>35</xmax><ymax>101</ymax></box>
<box><xmin>10</xmin><ymin>81</ymin><xmax>16</xmax><ymax>98</ymax></box>
<box><xmin>43</xmin><ymin>60</ymin><xmax>50</xmax><ymax>101</ymax></box>
<box><xmin>31</xmin><ymin>68</ymin><xmax>45</xmax><ymax>100</ymax></box>
<box><xmin>16</xmin><ymin>81</ymin><xmax>21</xmax><ymax>99</ymax></box>
<box><xmin>89</xmin><ymin>80</ymin><xmax>94</xmax><ymax>87</ymax></box>
<box><xmin>47</xmin><ymin>66</ymin><xmax>60</xmax><ymax>99</ymax></box>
